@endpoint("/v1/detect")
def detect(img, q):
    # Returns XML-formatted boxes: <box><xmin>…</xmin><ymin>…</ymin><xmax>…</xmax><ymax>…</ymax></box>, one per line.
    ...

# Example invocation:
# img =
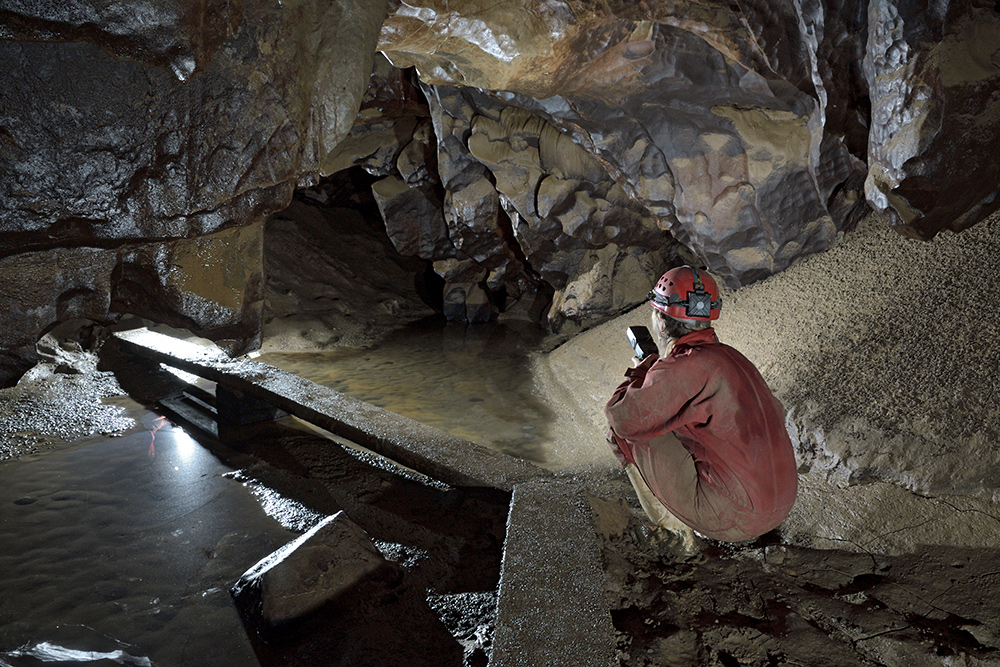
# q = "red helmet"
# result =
<box><xmin>649</xmin><ymin>266</ymin><xmax>722</xmax><ymax>321</ymax></box>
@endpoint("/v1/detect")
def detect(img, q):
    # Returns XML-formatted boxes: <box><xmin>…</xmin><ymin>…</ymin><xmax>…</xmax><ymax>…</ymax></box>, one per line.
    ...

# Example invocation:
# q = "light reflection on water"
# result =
<box><xmin>258</xmin><ymin>320</ymin><xmax>556</xmax><ymax>465</ymax></box>
<box><xmin>0</xmin><ymin>414</ymin><xmax>294</xmax><ymax>666</ymax></box>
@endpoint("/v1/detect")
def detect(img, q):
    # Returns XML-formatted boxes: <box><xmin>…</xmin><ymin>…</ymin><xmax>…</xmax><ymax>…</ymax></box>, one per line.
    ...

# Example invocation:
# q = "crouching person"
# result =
<box><xmin>605</xmin><ymin>266</ymin><xmax>798</xmax><ymax>550</ymax></box>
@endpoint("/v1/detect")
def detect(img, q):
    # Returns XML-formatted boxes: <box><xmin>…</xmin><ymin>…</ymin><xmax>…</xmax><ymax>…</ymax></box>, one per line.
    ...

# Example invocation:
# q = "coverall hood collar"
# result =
<box><xmin>671</xmin><ymin>328</ymin><xmax>719</xmax><ymax>354</ymax></box>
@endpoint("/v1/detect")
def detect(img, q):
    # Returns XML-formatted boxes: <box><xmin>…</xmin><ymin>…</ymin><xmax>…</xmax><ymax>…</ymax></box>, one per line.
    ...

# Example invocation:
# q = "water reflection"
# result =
<box><xmin>258</xmin><ymin>320</ymin><xmax>556</xmax><ymax>464</ymax></box>
<box><xmin>0</xmin><ymin>415</ymin><xmax>294</xmax><ymax>666</ymax></box>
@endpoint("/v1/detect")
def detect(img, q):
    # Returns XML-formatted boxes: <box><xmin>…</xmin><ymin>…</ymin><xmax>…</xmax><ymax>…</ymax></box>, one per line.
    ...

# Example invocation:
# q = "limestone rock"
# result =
<box><xmin>112</xmin><ymin>222</ymin><xmax>265</xmax><ymax>356</ymax></box>
<box><xmin>424</xmin><ymin>85</ymin><xmax>523</xmax><ymax>287</ymax></box>
<box><xmin>442</xmin><ymin>282</ymin><xmax>493</xmax><ymax>324</ymax></box>
<box><xmin>864</xmin><ymin>1</ymin><xmax>1000</xmax><ymax>239</ymax></box>
<box><xmin>321</xmin><ymin>56</ymin><xmax>429</xmax><ymax>178</ymax></box>
<box><xmin>547</xmin><ymin>245</ymin><xmax>664</xmax><ymax>334</ymax></box>
<box><xmin>261</xmin><ymin>195</ymin><xmax>434</xmax><ymax>351</ymax></box>
<box><xmin>463</xmin><ymin>100</ymin><xmax>671</xmax><ymax>329</ymax></box>
<box><xmin>0</xmin><ymin>0</ymin><xmax>386</xmax><ymax>254</ymax></box>
<box><xmin>0</xmin><ymin>0</ymin><xmax>388</xmax><ymax>382</ymax></box>
<box><xmin>0</xmin><ymin>222</ymin><xmax>264</xmax><ymax>386</ymax></box>
<box><xmin>0</xmin><ymin>248</ymin><xmax>115</xmax><ymax>385</ymax></box>
<box><xmin>379</xmin><ymin>2</ymin><xmax>871</xmax><ymax>287</ymax></box>
<box><xmin>231</xmin><ymin>511</ymin><xmax>399</xmax><ymax>628</ymax></box>
<box><xmin>0</xmin><ymin>0</ymin><xmax>245</xmax><ymax>81</ymax></box>
<box><xmin>372</xmin><ymin>175</ymin><xmax>456</xmax><ymax>261</ymax></box>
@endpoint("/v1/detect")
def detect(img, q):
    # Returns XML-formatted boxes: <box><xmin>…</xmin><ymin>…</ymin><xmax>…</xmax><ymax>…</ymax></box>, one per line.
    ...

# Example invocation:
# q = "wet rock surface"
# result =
<box><xmin>0</xmin><ymin>0</ymin><xmax>387</xmax><ymax>382</ymax></box>
<box><xmin>0</xmin><ymin>326</ymin><xmax>133</xmax><ymax>461</ymax></box>
<box><xmin>1</xmin><ymin>339</ymin><xmax>511</xmax><ymax>666</ymax></box>
<box><xmin>379</xmin><ymin>0</ymin><xmax>871</xmax><ymax>287</ymax></box>
<box><xmin>261</xmin><ymin>177</ymin><xmax>435</xmax><ymax>351</ymax></box>
<box><xmin>0</xmin><ymin>222</ymin><xmax>266</xmax><ymax>385</ymax></box>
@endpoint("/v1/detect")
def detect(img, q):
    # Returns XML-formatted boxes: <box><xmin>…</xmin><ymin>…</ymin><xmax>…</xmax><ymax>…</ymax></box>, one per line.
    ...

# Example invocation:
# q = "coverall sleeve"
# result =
<box><xmin>604</xmin><ymin>352</ymin><xmax>715</xmax><ymax>445</ymax></box>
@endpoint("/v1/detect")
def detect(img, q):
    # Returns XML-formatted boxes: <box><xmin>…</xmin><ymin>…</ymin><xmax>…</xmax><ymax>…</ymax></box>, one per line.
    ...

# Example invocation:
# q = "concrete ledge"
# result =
<box><xmin>492</xmin><ymin>479</ymin><xmax>615</xmax><ymax>667</ymax></box>
<box><xmin>113</xmin><ymin>328</ymin><xmax>550</xmax><ymax>491</ymax></box>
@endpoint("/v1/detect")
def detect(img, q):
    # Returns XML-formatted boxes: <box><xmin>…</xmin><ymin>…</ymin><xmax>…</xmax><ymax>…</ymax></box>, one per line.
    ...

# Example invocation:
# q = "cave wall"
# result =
<box><xmin>0</xmin><ymin>0</ymin><xmax>388</xmax><ymax>383</ymax></box>
<box><xmin>3</xmin><ymin>0</ymin><xmax>1000</xmax><ymax>384</ymax></box>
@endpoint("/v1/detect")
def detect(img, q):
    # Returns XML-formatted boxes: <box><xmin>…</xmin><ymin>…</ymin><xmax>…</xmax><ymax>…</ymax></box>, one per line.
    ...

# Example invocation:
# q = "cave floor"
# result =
<box><xmin>3</xmin><ymin>335</ymin><xmax>1000</xmax><ymax>667</ymax></box>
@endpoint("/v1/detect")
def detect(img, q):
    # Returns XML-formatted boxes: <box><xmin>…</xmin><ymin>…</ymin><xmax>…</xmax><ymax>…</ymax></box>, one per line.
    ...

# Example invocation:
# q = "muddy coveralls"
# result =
<box><xmin>605</xmin><ymin>328</ymin><xmax>798</xmax><ymax>542</ymax></box>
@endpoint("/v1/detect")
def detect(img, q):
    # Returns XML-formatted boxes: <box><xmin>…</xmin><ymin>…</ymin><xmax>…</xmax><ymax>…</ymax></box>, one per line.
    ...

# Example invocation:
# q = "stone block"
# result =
<box><xmin>231</xmin><ymin>511</ymin><xmax>399</xmax><ymax>629</ymax></box>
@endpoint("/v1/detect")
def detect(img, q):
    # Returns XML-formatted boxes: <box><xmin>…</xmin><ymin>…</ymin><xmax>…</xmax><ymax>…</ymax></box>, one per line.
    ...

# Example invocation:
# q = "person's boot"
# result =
<box><xmin>625</xmin><ymin>463</ymin><xmax>699</xmax><ymax>559</ymax></box>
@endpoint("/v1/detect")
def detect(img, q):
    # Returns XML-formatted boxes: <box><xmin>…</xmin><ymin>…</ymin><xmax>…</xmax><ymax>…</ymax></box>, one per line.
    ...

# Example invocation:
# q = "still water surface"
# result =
<box><xmin>0</xmin><ymin>410</ymin><xmax>293</xmax><ymax>666</ymax></box>
<box><xmin>258</xmin><ymin>320</ymin><xmax>556</xmax><ymax>465</ymax></box>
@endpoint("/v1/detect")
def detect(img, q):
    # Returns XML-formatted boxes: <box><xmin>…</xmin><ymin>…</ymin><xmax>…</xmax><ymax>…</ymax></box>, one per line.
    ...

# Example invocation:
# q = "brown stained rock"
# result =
<box><xmin>380</xmin><ymin>5</ymin><xmax>869</xmax><ymax>287</ymax></box>
<box><xmin>321</xmin><ymin>116</ymin><xmax>419</xmax><ymax>178</ymax></box>
<box><xmin>321</xmin><ymin>56</ymin><xmax>429</xmax><ymax>178</ymax></box>
<box><xmin>464</xmin><ymin>101</ymin><xmax>670</xmax><ymax>329</ymax></box>
<box><xmin>734</xmin><ymin>0</ymin><xmax>871</xmax><ymax>159</ymax></box>
<box><xmin>371</xmin><ymin>174</ymin><xmax>457</xmax><ymax>261</ymax></box>
<box><xmin>112</xmin><ymin>222</ymin><xmax>265</xmax><ymax>356</ymax></box>
<box><xmin>0</xmin><ymin>222</ymin><xmax>265</xmax><ymax>385</ymax></box>
<box><xmin>378</xmin><ymin>0</ymin><xmax>756</xmax><ymax>100</ymax></box>
<box><xmin>864</xmin><ymin>1</ymin><xmax>1000</xmax><ymax>239</ymax></box>
<box><xmin>424</xmin><ymin>85</ymin><xmax>523</xmax><ymax>287</ymax></box>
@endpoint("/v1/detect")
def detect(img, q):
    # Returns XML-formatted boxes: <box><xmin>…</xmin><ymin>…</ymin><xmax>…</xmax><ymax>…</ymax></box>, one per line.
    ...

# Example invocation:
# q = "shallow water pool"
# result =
<box><xmin>0</xmin><ymin>410</ymin><xmax>294</xmax><ymax>667</ymax></box>
<box><xmin>258</xmin><ymin>320</ymin><xmax>557</xmax><ymax>465</ymax></box>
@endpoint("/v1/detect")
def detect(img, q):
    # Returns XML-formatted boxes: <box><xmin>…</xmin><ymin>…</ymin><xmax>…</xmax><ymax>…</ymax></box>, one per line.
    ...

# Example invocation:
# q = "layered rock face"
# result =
<box><xmin>3</xmin><ymin>0</ymin><xmax>1000</xmax><ymax>384</ymax></box>
<box><xmin>0</xmin><ymin>0</ymin><xmax>388</xmax><ymax>383</ymax></box>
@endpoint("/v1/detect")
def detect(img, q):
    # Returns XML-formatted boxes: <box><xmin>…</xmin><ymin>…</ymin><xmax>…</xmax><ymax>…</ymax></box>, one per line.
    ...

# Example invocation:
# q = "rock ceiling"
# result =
<box><xmin>1</xmin><ymin>0</ymin><xmax>999</xmax><ymax>383</ymax></box>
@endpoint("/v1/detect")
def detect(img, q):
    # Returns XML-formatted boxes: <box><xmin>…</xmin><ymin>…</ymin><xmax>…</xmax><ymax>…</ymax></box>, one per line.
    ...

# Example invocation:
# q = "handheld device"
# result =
<box><xmin>626</xmin><ymin>325</ymin><xmax>658</xmax><ymax>361</ymax></box>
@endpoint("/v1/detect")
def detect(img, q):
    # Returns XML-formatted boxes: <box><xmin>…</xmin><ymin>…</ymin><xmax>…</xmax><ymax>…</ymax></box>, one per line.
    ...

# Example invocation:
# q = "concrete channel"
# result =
<box><xmin>112</xmin><ymin>327</ymin><xmax>616</xmax><ymax>666</ymax></box>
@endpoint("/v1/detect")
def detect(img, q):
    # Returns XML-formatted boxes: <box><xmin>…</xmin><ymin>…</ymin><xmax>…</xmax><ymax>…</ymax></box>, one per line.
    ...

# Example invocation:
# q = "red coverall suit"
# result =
<box><xmin>605</xmin><ymin>328</ymin><xmax>798</xmax><ymax>542</ymax></box>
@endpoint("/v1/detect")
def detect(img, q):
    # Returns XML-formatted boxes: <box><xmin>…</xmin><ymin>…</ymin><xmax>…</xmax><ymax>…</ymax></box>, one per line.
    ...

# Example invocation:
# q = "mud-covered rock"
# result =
<box><xmin>112</xmin><ymin>222</ymin><xmax>266</xmax><ymax>355</ymax></box>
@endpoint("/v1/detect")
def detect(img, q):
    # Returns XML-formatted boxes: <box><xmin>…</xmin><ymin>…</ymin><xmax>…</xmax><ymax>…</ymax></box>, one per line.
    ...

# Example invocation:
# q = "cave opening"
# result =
<box><xmin>257</xmin><ymin>165</ymin><xmax>559</xmax><ymax>462</ymax></box>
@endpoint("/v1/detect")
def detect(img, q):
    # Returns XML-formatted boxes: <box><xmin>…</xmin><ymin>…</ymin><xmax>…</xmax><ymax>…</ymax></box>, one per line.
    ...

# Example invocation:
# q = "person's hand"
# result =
<box><xmin>630</xmin><ymin>353</ymin><xmax>658</xmax><ymax>369</ymax></box>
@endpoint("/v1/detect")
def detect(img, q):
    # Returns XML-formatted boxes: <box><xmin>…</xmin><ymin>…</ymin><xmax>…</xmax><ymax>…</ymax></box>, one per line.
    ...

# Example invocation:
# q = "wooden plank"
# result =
<box><xmin>113</xmin><ymin>328</ymin><xmax>550</xmax><ymax>491</ymax></box>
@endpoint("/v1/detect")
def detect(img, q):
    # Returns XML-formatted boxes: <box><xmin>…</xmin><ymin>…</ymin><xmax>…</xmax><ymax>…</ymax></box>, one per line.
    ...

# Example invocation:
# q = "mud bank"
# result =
<box><xmin>535</xmin><ymin>212</ymin><xmax>1000</xmax><ymax>553</ymax></box>
<box><xmin>534</xmin><ymin>213</ymin><xmax>1000</xmax><ymax>664</ymax></box>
